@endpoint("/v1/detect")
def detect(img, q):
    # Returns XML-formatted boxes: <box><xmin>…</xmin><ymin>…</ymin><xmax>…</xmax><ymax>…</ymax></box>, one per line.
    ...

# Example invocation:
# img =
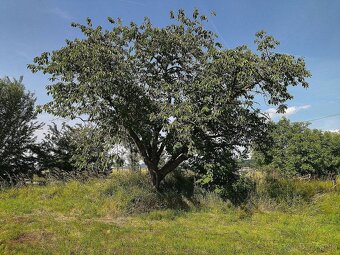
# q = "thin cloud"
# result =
<box><xmin>15</xmin><ymin>50</ymin><xmax>31</xmax><ymax>60</ymax></box>
<box><xmin>200</xmin><ymin>5</ymin><xmax>228</xmax><ymax>47</ymax></box>
<box><xmin>266</xmin><ymin>105</ymin><xmax>311</xmax><ymax>119</ymax></box>
<box><xmin>48</xmin><ymin>7</ymin><xmax>73</xmax><ymax>21</ymax></box>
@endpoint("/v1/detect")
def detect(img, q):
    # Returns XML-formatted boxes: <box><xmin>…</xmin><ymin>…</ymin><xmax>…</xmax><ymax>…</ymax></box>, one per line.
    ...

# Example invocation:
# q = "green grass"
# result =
<box><xmin>0</xmin><ymin>172</ymin><xmax>339</xmax><ymax>254</ymax></box>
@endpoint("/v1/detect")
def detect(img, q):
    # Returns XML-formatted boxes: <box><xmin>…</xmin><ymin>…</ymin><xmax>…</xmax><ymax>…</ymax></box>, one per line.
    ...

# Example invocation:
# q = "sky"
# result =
<box><xmin>1</xmin><ymin>0</ymin><xmax>339</xmax><ymax>133</ymax></box>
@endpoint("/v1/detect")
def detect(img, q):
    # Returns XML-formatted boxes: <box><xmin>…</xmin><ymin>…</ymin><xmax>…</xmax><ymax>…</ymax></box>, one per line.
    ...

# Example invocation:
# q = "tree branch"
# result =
<box><xmin>126</xmin><ymin>127</ymin><xmax>152</xmax><ymax>166</ymax></box>
<box><xmin>159</xmin><ymin>153</ymin><xmax>188</xmax><ymax>177</ymax></box>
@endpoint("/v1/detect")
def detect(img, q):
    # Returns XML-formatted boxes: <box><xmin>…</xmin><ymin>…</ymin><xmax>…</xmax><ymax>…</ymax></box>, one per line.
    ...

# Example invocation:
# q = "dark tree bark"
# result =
<box><xmin>127</xmin><ymin>127</ymin><xmax>188</xmax><ymax>190</ymax></box>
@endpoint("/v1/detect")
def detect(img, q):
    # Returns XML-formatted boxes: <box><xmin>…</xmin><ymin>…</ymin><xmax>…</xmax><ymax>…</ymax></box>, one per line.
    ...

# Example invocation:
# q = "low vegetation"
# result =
<box><xmin>0</xmin><ymin>171</ymin><xmax>339</xmax><ymax>254</ymax></box>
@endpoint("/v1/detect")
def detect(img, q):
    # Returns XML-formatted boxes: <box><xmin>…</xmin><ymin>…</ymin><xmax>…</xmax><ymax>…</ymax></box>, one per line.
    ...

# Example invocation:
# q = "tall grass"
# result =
<box><xmin>0</xmin><ymin>170</ymin><xmax>339</xmax><ymax>254</ymax></box>
<box><xmin>247</xmin><ymin>169</ymin><xmax>337</xmax><ymax>211</ymax></box>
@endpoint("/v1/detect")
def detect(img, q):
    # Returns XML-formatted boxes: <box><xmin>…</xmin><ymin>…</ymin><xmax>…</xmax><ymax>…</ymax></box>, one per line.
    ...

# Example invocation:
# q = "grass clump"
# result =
<box><xmin>101</xmin><ymin>171</ymin><xmax>199</xmax><ymax>214</ymax></box>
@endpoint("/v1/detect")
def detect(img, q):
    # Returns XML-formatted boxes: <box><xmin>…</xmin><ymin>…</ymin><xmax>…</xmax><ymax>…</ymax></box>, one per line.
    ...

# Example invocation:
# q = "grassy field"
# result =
<box><xmin>0</xmin><ymin>172</ymin><xmax>339</xmax><ymax>254</ymax></box>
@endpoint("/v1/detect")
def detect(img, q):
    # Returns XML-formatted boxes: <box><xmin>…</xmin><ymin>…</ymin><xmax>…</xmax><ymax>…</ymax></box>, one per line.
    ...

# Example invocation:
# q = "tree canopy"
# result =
<box><xmin>29</xmin><ymin>9</ymin><xmax>310</xmax><ymax>189</ymax></box>
<box><xmin>0</xmin><ymin>77</ymin><xmax>41</xmax><ymax>185</ymax></box>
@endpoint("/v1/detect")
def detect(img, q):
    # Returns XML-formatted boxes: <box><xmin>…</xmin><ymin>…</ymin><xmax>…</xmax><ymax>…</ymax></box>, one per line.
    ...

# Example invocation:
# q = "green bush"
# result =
<box><xmin>222</xmin><ymin>175</ymin><xmax>256</xmax><ymax>205</ymax></box>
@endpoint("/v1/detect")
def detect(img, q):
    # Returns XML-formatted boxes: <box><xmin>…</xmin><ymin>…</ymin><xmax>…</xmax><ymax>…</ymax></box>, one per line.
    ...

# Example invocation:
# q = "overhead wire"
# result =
<box><xmin>303</xmin><ymin>113</ymin><xmax>340</xmax><ymax>122</ymax></box>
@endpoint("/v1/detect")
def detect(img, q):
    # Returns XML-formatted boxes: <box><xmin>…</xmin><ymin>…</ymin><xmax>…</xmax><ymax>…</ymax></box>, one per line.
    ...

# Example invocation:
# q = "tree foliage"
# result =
<box><xmin>0</xmin><ymin>77</ymin><xmax>41</xmax><ymax>185</ymax></box>
<box><xmin>253</xmin><ymin>118</ymin><xmax>340</xmax><ymax>179</ymax></box>
<box><xmin>29</xmin><ymin>9</ymin><xmax>310</xmax><ymax>189</ymax></box>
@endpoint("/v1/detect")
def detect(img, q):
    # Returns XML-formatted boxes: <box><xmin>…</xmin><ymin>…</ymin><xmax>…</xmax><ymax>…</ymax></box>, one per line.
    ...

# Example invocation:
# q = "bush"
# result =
<box><xmin>221</xmin><ymin>175</ymin><xmax>256</xmax><ymax>205</ymax></box>
<box><xmin>191</xmin><ymin>152</ymin><xmax>256</xmax><ymax>205</ymax></box>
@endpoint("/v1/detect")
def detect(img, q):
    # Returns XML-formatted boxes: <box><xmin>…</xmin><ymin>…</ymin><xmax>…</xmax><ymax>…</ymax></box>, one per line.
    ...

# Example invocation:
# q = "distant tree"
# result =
<box><xmin>37</xmin><ymin>123</ymin><xmax>76</xmax><ymax>177</ymax></box>
<box><xmin>0</xmin><ymin>77</ymin><xmax>41</xmax><ymax>185</ymax></box>
<box><xmin>38</xmin><ymin>123</ymin><xmax>115</xmax><ymax>179</ymax></box>
<box><xmin>253</xmin><ymin>118</ymin><xmax>340</xmax><ymax>182</ymax></box>
<box><xmin>70</xmin><ymin>124</ymin><xmax>116</xmax><ymax>175</ymax></box>
<box><xmin>29</xmin><ymin>9</ymin><xmax>310</xmax><ymax>189</ymax></box>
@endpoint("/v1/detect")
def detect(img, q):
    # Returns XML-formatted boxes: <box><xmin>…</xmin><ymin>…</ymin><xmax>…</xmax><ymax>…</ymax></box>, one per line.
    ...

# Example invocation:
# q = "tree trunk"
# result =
<box><xmin>126</xmin><ymin>127</ymin><xmax>188</xmax><ymax>190</ymax></box>
<box><xmin>147</xmin><ymin>154</ymin><xmax>187</xmax><ymax>191</ymax></box>
<box><xmin>149</xmin><ymin>168</ymin><xmax>163</xmax><ymax>191</ymax></box>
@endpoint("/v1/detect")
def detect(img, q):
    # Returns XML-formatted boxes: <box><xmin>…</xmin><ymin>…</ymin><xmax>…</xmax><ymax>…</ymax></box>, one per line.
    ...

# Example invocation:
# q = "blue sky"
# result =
<box><xmin>1</xmin><ymin>0</ymin><xmax>339</xmax><ymax>131</ymax></box>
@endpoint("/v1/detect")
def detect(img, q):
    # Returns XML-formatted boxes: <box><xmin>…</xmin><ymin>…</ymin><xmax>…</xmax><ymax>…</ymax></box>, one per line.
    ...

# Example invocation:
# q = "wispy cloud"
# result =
<box><xmin>48</xmin><ymin>7</ymin><xmax>73</xmax><ymax>21</ymax></box>
<box><xmin>15</xmin><ymin>50</ymin><xmax>31</xmax><ymax>60</ymax></box>
<box><xmin>200</xmin><ymin>5</ymin><xmax>228</xmax><ymax>47</ymax></box>
<box><xmin>266</xmin><ymin>105</ymin><xmax>311</xmax><ymax>119</ymax></box>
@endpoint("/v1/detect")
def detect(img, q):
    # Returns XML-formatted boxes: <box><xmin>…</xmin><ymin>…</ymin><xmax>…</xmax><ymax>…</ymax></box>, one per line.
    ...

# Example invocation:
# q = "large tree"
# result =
<box><xmin>0</xmin><ymin>77</ymin><xmax>41</xmax><ymax>185</ymax></box>
<box><xmin>29</xmin><ymin>10</ymin><xmax>310</xmax><ymax>189</ymax></box>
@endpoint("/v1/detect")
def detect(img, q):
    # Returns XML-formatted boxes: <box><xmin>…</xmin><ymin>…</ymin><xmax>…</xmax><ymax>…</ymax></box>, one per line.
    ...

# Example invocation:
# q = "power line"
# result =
<box><xmin>303</xmin><ymin>113</ymin><xmax>340</xmax><ymax>122</ymax></box>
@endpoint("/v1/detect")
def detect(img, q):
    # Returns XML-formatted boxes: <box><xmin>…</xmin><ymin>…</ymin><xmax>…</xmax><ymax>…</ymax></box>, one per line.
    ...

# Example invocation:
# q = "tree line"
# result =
<box><xmin>253</xmin><ymin>118</ymin><xmax>339</xmax><ymax>185</ymax></box>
